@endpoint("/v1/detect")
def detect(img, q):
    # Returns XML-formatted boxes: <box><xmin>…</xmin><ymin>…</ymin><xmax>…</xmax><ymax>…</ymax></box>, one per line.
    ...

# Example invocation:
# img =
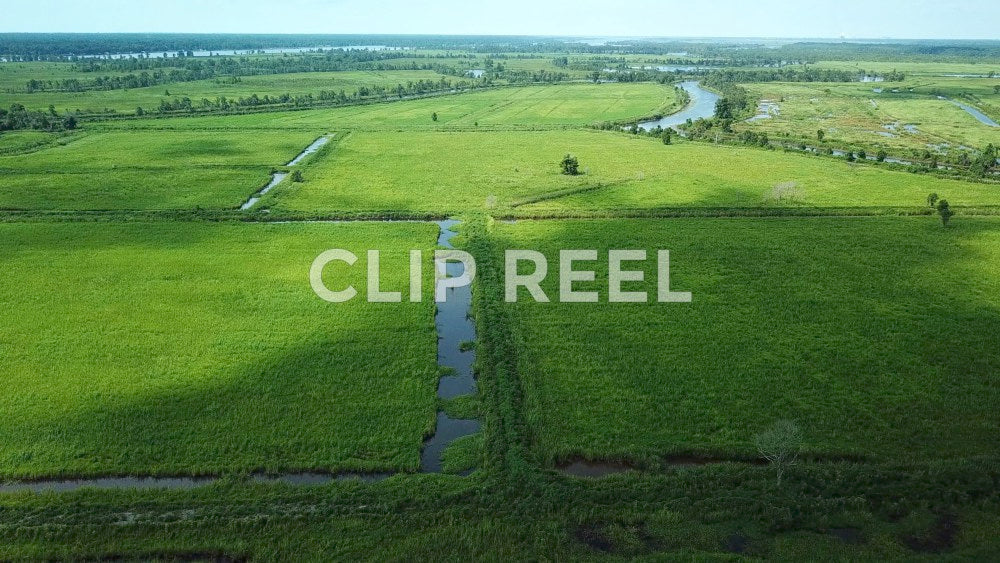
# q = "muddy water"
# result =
<box><xmin>559</xmin><ymin>461</ymin><xmax>633</xmax><ymax>478</ymax></box>
<box><xmin>0</xmin><ymin>471</ymin><xmax>393</xmax><ymax>493</ymax></box>
<box><xmin>747</xmin><ymin>100</ymin><xmax>780</xmax><ymax>122</ymax></box>
<box><xmin>0</xmin><ymin>475</ymin><xmax>216</xmax><ymax>493</ymax></box>
<box><xmin>638</xmin><ymin>81</ymin><xmax>720</xmax><ymax>131</ymax></box>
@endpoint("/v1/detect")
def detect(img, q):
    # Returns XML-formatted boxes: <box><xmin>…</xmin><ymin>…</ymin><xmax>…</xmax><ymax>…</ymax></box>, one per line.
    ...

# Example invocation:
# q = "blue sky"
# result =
<box><xmin>4</xmin><ymin>0</ymin><xmax>998</xmax><ymax>39</ymax></box>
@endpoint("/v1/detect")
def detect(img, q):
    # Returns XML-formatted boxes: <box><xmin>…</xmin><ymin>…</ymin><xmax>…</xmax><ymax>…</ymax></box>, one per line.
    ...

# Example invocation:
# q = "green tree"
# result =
<box><xmin>431</xmin><ymin>112</ymin><xmax>438</xmax><ymax>122</ymax></box>
<box><xmin>560</xmin><ymin>154</ymin><xmax>580</xmax><ymax>176</ymax></box>
<box><xmin>927</xmin><ymin>193</ymin><xmax>939</xmax><ymax>208</ymax></box>
<box><xmin>714</xmin><ymin>98</ymin><xmax>733</xmax><ymax>120</ymax></box>
<box><xmin>876</xmin><ymin>150</ymin><xmax>887</xmax><ymax>162</ymax></box>
<box><xmin>291</xmin><ymin>170</ymin><xmax>304</xmax><ymax>183</ymax></box>
<box><xmin>937</xmin><ymin>199</ymin><xmax>954</xmax><ymax>226</ymax></box>
<box><xmin>662</xmin><ymin>130</ymin><xmax>672</xmax><ymax>145</ymax></box>
<box><xmin>857</xmin><ymin>149</ymin><xmax>867</xmax><ymax>160</ymax></box>
<box><xmin>135</xmin><ymin>106</ymin><xmax>145</xmax><ymax>116</ymax></box>
<box><xmin>816</xmin><ymin>129</ymin><xmax>825</xmax><ymax>141</ymax></box>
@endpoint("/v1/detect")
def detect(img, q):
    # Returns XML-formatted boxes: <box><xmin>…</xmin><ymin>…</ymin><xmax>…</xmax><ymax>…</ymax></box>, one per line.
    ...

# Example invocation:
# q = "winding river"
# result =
<box><xmin>638</xmin><ymin>81</ymin><xmax>720</xmax><ymax>131</ymax></box>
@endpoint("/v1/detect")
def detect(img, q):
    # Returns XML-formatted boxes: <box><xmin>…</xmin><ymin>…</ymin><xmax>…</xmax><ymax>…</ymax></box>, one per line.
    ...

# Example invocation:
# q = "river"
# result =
<box><xmin>638</xmin><ymin>81</ymin><xmax>720</xmax><ymax>131</ymax></box>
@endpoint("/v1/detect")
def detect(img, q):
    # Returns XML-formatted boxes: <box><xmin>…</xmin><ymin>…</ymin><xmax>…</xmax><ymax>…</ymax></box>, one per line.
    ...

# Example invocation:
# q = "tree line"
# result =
<box><xmin>0</xmin><ymin>104</ymin><xmax>76</xmax><ymax>131</ymax></box>
<box><xmin>17</xmin><ymin>51</ymin><xmax>467</xmax><ymax>93</ymax></box>
<box><xmin>149</xmin><ymin>77</ymin><xmax>473</xmax><ymax>115</ymax></box>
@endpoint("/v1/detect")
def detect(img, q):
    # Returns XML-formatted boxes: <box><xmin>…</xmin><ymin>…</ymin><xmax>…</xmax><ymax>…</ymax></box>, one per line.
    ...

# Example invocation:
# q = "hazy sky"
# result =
<box><xmin>3</xmin><ymin>0</ymin><xmax>998</xmax><ymax>39</ymax></box>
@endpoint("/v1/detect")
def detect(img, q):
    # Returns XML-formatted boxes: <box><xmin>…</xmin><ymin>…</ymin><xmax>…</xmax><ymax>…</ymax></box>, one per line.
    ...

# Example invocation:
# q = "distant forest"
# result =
<box><xmin>2</xmin><ymin>33</ymin><xmax>1000</xmax><ymax>63</ymax></box>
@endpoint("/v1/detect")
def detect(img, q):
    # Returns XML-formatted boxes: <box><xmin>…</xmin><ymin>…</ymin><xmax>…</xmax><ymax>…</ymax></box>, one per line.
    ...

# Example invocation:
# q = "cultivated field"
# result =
<box><xmin>496</xmin><ymin>217</ymin><xmax>1000</xmax><ymax>465</ymax></box>
<box><xmin>2</xmin><ymin>35</ymin><xmax>1000</xmax><ymax>560</ymax></box>
<box><xmin>89</xmin><ymin>82</ymin><xmax>680</xmax><ymax>131</ymax></box>
<box><xmin>0</xmin><ymin>221</ymin><xmax>438</xmax><ymax>477</ymax></box>
<box><xmin>0</xmin><ymin>129</ymin><xmax>320</xmax><ymax>209</ymax></box>
<box><xmin>272</xmin><ymin>129</ymin><xmax>1000</xmax><ymax>214</ymax></box>
<box><xmin>1</xmin><ymin>68</ymin><xmax>457</xmax><ymax>113</ymax></box>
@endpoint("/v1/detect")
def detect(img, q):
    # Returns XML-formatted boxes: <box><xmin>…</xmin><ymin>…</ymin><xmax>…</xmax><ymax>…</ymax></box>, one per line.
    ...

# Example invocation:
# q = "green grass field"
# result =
<box><xmin>91</xmin><ymin>82</ymin><xmax>680</xmax><ymax>131</ymax></box>
<box><xmin>496</xmin><ymin>217</ymin><xmax>1000</xmax><ymax>465</ymax></box>
<box><xmin>0</xmin><ymin>130</ymin><xmax>68</xmax><ymax>155</ymax></box>
<box><xmin>0</xmin><ymin>61</ymin><xmax>149</xmax><ymax>92</ymax></box>
<box><xmin>3</xmin><ymin>44</ymin><xmax>1000</xmax><ymax>560</ymax></box>
<box><xmin>0</xmin><ymin>129</ymin><xmax>321</xmax><ymax>209</ymax></box>
<box><xmin>0</xmin><ymin>221</ymin><xmax>438</xmax><ymax>477</ymax></box>
<box><xmin>740</xmin><ymin>79</ymin><xmax>1000</xmax><ymax>156</ymax></box>
<box><xmin>809</xmin><ymin>60</ymin><xmax>1000</xmax><ymax>77</ymax></box>
<box><xmin>1</xmin><ymin>69</ymin><xmax>456</xmax><ymax>113</ymax></box>
<box><xmin>271</xmin><ymin>129</ymin><xmax>1000</xmax><ymax>214</ymax></box>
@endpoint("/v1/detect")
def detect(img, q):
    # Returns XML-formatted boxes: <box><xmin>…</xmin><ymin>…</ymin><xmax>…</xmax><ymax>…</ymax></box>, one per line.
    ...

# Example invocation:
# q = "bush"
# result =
<box><xmin>937</xmin><ymin>199</ymin><xmax>954</xmax><ymax>226</ymax></box>
<box><xmin>560</xmin><ymin>154</ymin><xmax>580</xmax><ymax>175</ymax></box>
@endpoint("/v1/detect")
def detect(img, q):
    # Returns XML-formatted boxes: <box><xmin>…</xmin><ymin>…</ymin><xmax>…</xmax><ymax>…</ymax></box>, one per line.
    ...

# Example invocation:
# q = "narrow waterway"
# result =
<box><xmin>240</xmin><ymin>134</ymin><xmax>332</xmax><ymax>211</ymax></box>
<box><xmin>943</xmin><ymin>97</ymin><xmax>999</xmax><ymax>127</ymax></box>
<box><xmin>239</xmin><ymin>172</ymin><xmax>287</xmax><ymax>210</ymax></box>
<box><xmin>286</xmin><ymin>135</ymin><xmax>332</xmax><ymax>166</ymax></box>
<box><xmin>420</xmin><ymin>219</ymin><xmax>482</xmax><ymax>471</ymax></box>
<box><xmin>435</xmin><ymin>219</ymin><xmax>478</xmax><ymax>399</ymax></box>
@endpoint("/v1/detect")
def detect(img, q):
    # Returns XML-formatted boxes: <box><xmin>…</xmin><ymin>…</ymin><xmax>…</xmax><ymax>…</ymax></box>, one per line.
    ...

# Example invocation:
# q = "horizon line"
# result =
<box><xmin>1</xmin><ymin>32</ymin><xmax>999</xmax><ymax>42</ymax></box>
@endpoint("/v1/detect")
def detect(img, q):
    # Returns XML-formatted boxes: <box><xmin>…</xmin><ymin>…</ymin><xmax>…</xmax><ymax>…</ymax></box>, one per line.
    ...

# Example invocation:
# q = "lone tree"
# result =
<box><xmin>755</xmin><ymin>420</ymin><xmax>802</xmax><ymax>486</ymax></box>
<box><xmin>816</xmin><ymin>129</ymin><xmax>825</xmax><ymax>141</ymax></box>
<box><xmin>662</xmin><ymin>129</ymin><xmax>673</xmax><ymax>145</ymax></box>
<box><xmin>927</xmin><ymin>193</ymin><xmax>939</xmax><ymax>208</ymax></box>
<box><xmin>876</xmin><ymin>149</ymin><xmax>887</xmax><ymax>162</ymax></box>
<box><xmin>291</xmin><ymin>170</ymin><xmax>304</xmax><ymax>182</ymax></box>
<box><xmin>937</xmin><ymin>199</ymin><xmax>954</xmax><ymax>227</ymax></box>
<box><xmin>560</xmin><ymin>154</ymin><xmax>580</xmax><ymax>175</ymax></box>
<box><xmin>431</xmin><ymin>112</ymin><xmax>438</xmax><ymax>122</ymax></box>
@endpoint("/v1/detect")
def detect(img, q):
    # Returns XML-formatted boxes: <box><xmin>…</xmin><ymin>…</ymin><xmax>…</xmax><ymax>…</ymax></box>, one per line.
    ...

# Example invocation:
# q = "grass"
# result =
<box><xmin>270</xmin><ymin>129</ymin><xmax>1000</xmax><ymax>214</ymax></box>
<box><xmin>4</xmin><ymin>51</ymin><xmax>1000</xmax><ymax>559</ymax></box>
<box><xmin>0</xmin><ymin>129</ymin><xmax>322</xmax><ymax>210</ymax></box>
<box><xmin>809</xmin><ymin>60</ymin><xmax>1000</xmax><ymax>77</ymax></box>
<box><xmin>740</xmin><ymin>79</ymin><xmax>1000</xmax><ymax>156</ymax></box>
<box><xmin>1</xmin><ymin>69</ymin><xmax>456</xmax><ymax>113</ymax></box>
<box><xmin>0</xmin><ymin>221</ymin><xmax>438</xmax><ymax>477</ymax></box>
<box><xmin>495</xmin><ymin>217</ymin><xmax>1000</xmax><ymax>465</ymax></box>
<box><xmin>91</xmin><ymin>82</ymin><xmax>680</xmax><ymax>131</ymax></box>
<box><xmin>0</xmin><ymin>130</ymin><xmax>68</xmax><ymax>155</ymax></box>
